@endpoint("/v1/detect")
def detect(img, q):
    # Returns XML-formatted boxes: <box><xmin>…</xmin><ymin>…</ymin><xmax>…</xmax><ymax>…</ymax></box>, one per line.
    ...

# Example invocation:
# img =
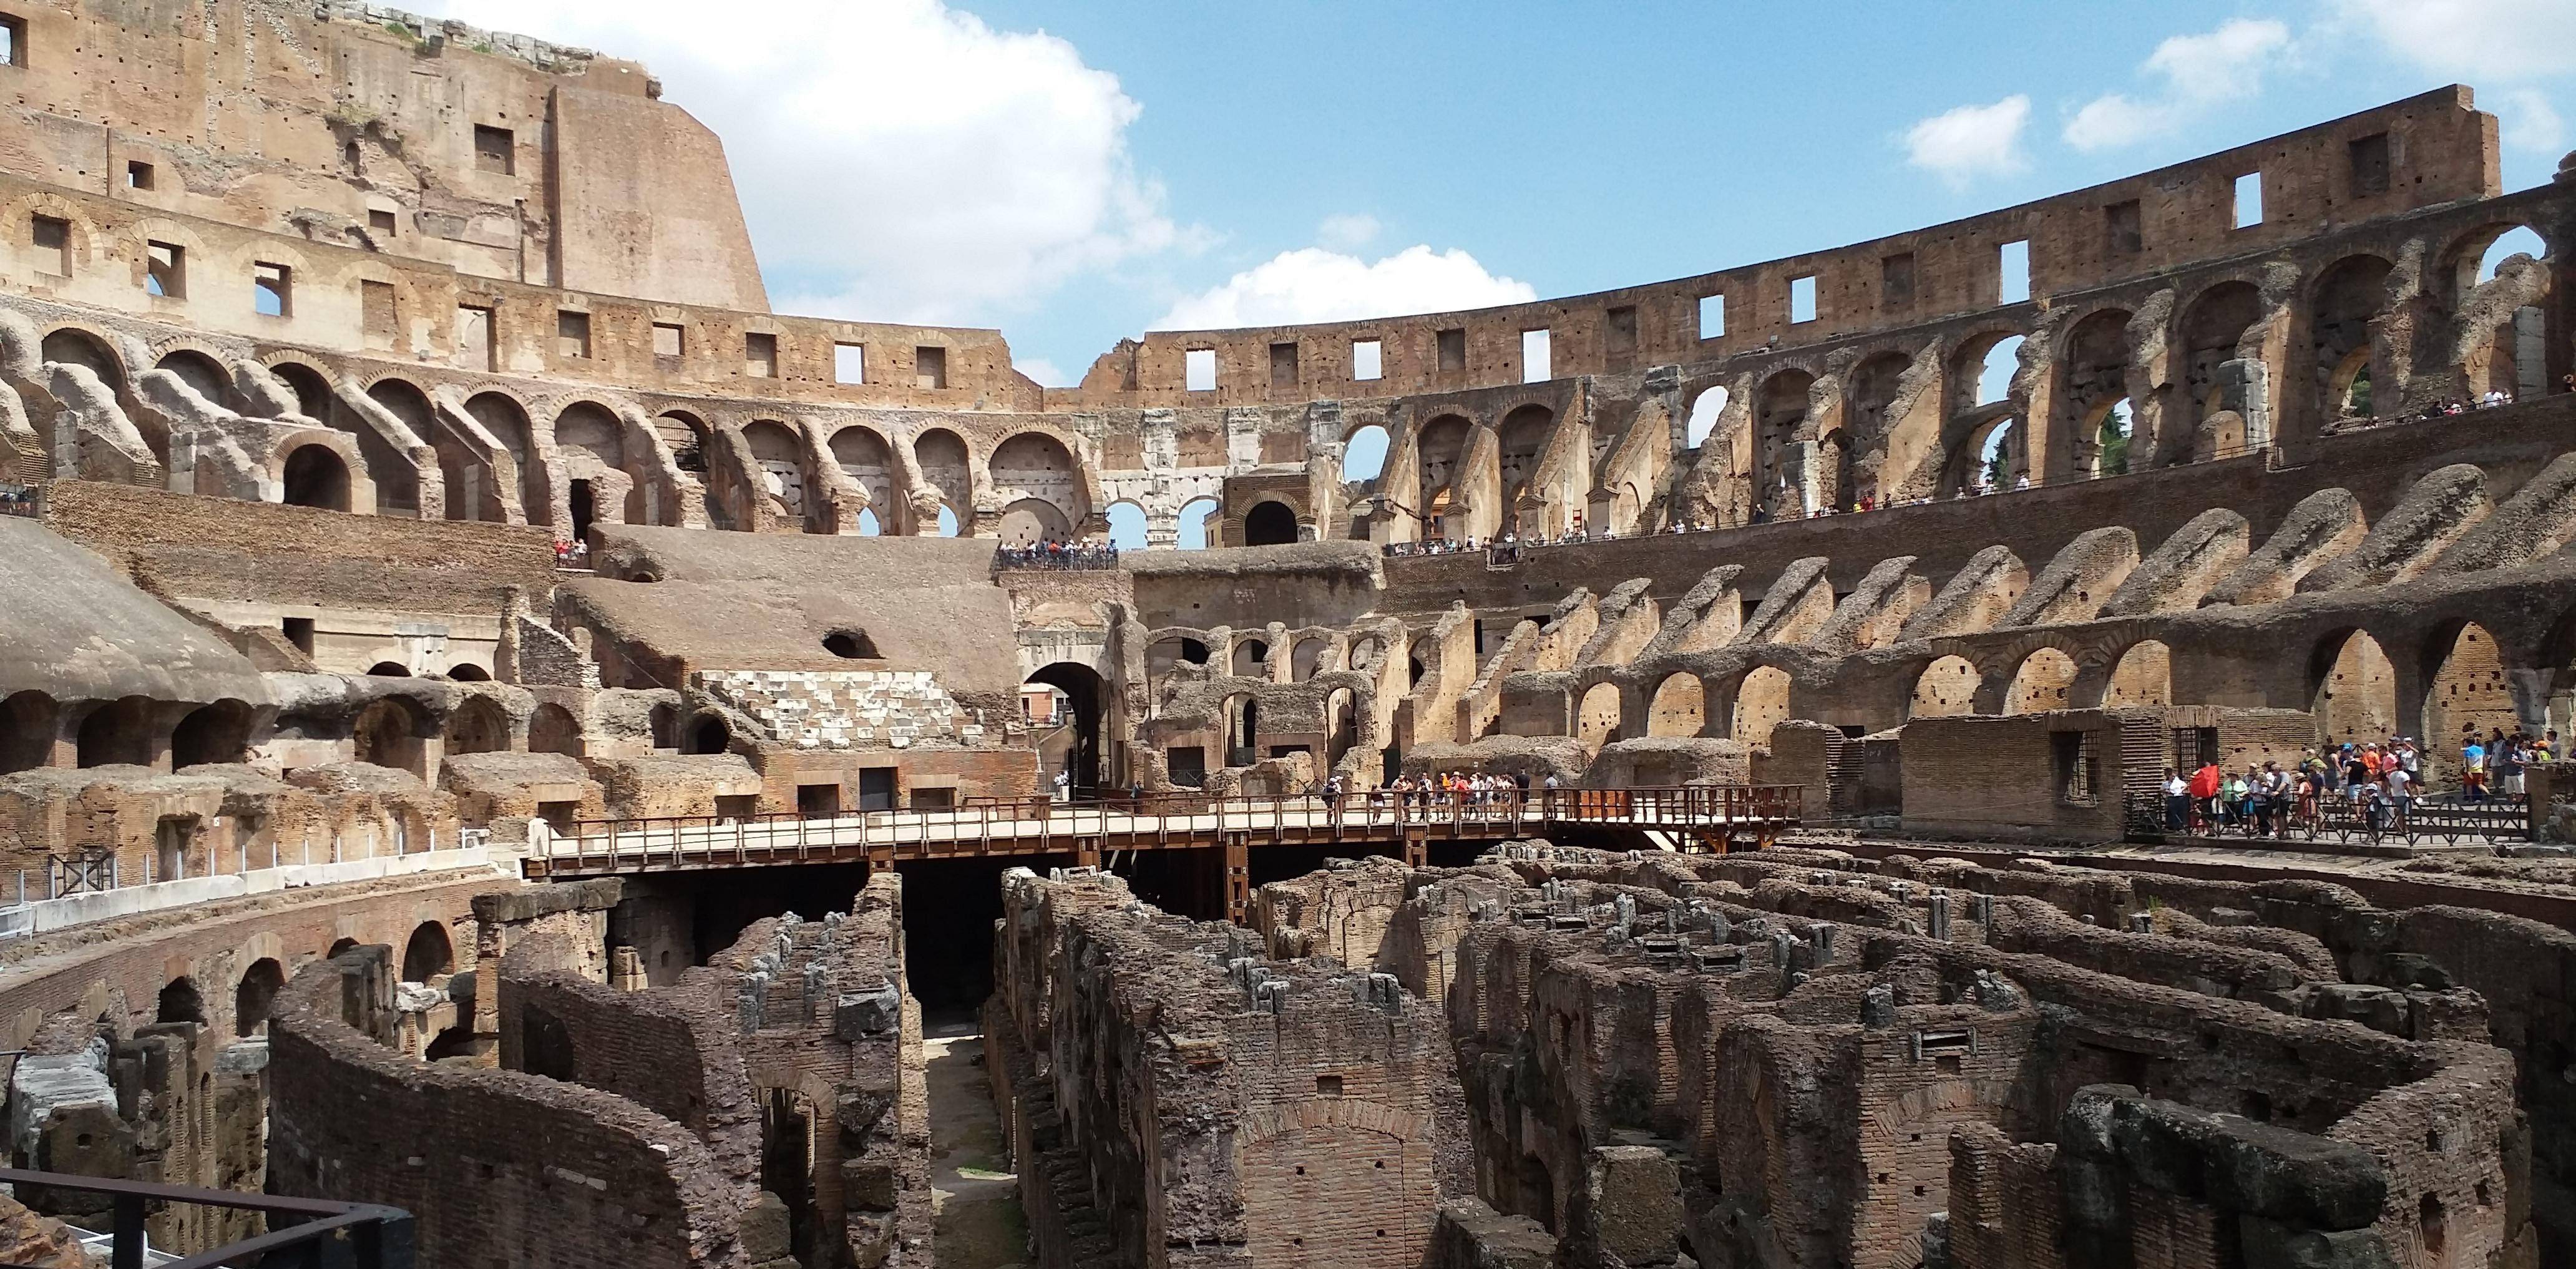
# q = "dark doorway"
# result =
<box><xmin>1243</xmin><ymin>500</ymin><xmax>1299</xmax><ymax>546</ymax></box>
<box><xmin>858</xmin><ymin>768</ymin><xmax>895</xmax><ymax>811</ymax></box>
<box><xmin>569</xmin><ymin>478</ymin><xmax>596</xmax><ymax>544</ymax></box>
<box><xmin>1025</xmin><ymin>662</ymin><xmax>1108</xmax><ymax>793</ymax></box>
<box><xmin>797</xmin><ymin>783</ymin><xmax>842</xmax><ymax>816</ymax></box>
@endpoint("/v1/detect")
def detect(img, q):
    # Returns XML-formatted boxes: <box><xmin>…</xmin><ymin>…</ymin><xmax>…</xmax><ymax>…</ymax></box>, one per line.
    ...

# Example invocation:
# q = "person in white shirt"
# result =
<box><xmin>2162</xmin><ymin>768</ymin><xmax>2189</xmax><ymax>831</ymax></box>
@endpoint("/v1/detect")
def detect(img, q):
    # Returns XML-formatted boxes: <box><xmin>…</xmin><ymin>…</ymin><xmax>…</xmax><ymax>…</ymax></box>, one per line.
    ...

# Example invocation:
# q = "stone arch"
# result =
<box><xmin>234</xmin><ymin>958</ymin><xmax>285</xmax><ymax>1037</ymax></box>
<box><xmin>267</xmin><ymin>360</ymin><xmax>335</xmax><ymax>419</ymax></box>
<box><xmin>1754</xmin><ymin>370</ymin><xmax>1814</xmax><ymax>517</ymax></box>
<box><xmin>998</xmin><ymin>497</ymin><xmax>1073</xmax><ymax>544</ymax></box>
<box><xmin>41</xmin><ymin>326</ymin><xmax>124</xmax><ymax>394</ymax></box>
<box><xmin>2052</xmin><ymin>309</ymin><xmax>2134</xmax><ymax>482</ymax></box>
<box><xmin>912</xmin><ymin>428</ymin><xmax>972</xmax><ymax>532</ymax></box>
<box><xmin>467</xmin><ymin>391</ymin><xmax>543</xmax><ymax>523</ymax></box>
<box><xmin>447</xmin><ymin>663</ymin><xmax>490</xmax><ymax>682</ymax></box>
<box><xmin>1244</xmin><ymin>500</ymin><xmax>1299</xmax><ymax>546</ymax></box>
<box><xmin>351</xmin><ymin>697</ymin><xmax>426</xmax><ymax>775</ymax></box>
<box><xmin>2441</xmin><ymin>222</ymin><xmax>2553</xmax><ymax>401</ymax></box>
<box><xmin>155</xmin><ymin>349</ymin><xmax>232</xmax><ymax>408</ymax></box>
<box><xmin>1496</xmin><ymin>404</ymin><xmax>1554</xmax><ymax>534</ymax></box>
<box><xmin>990</xmin><ymin>431</ymin><xmax>1086</xmax><ymax>534</ymax></box>
<box><xmin>2310</xmin><ymin>255</ymin><xmax>2394</xmax><ymax>431</ymax></box>
<box><xmin>157</xmin><ymin>976</ymin><xmax>205</xmax><ymax>1026</ymax></box>
<box><xmin>2421</xmin><ymin>620</ymin><xmax>2519</xmax><ymax>784</ymax></box>
<box><xmin>1415</xmin><ymin>414</ymin><xmax>1473</xmax><ymax>532</ymax></box>
<box><xmin>1647</xmin><ymin>672</ymin><xmax>1705</xmax><ymax>737</ymax></box>
<box><xmin>529</xmin><ymin>703</ymin><xmax>582</xmax><ymax>757</ymax></box>
<box><xmin>1911</xmin><ymin>655</ymin><xmax>1980</xmax><ymax>718</ymax></box>
<box><xmin>1953</xmin><ymin>330</ymin><xmax>2026</xmax><ymax>410</ymax></box>
<box><xmin>170</xmin><ymin>699</ymin><xmax>253</xmax><ymax>768</ymax></box>
<box><xmin>1955</xmin><ymin>414</ymin><xmax>2022</xmax><ymax>495</ymax></box>
<box><xmin>1569</xmin><ymin>680</ymin><xmax>1619</xmax><ymax>746</ymax></box>
<box><xmin>743</xmin><ymin>419</ymin><xmax>812</xmax><ymax>529</ymax></box>
<box><xmin>1843</xmin><ymin>351</ymin><xmax>1912</xmax><ymax>507</ymax></box>
<box><xmin>1232</xmin><ymin>636</ymin><xmax>1270</xmax><ymax>679</ymax></box>
<box><xmin>448</xmin><ymin>696</ymin><xmax>511</xmax><ymax>756</ymax></box>
<box><xmin>1342</xmin><ymin>421</ymin><xmax>1390</xmax><ymax>484</ymax></box>
<box><xmin>1289</xmin><ymin>637</ymin><xmax>1329</xmax><ymax>683</ymax></box>
<box><xmin>76</xmin><ymin>696</ymin><xmax>159</xmax><ymax>768</ymax></box>
<box><xmin>402</xmin><ymin>920</ymin><xmax>455</xmax><ymax>982</ymax></box>
<box><xmin>1224</xmin><ymin>693</ymin><xmax>1259</xmax><ymax>765</ymax></box>
<box><xmin>1177</xmin><ymin>496</ymin><xmax>1221</xmax><ymax>549</ymax></box>
<box><xmin>1324</xmin><ymin>685</ymin><xmax>1359</xmax><ymax>767</ymax></box>
<box><xmin>0</xmin><ymin>691</ymin><xmax>59</xmax><ymax>773</ymax></box>
<box><xmin>2102</xmin><ymin>640</ymin><xmax>2172</xmax><ymax>708</ymax></box>
<box><xmin>829</xmin><ymin>425</ymin><xmax>897</xmax><ymax>531</ymax></box>
<box><xmin>280</xmin><ymin>443</ymin><xmax>352</xmax><ymax>511</ymax></box>
<box><xmin>358</xmin><ymin>377</ymin><xmax>433</xmax><ymax>513</ymax></box>
<box><xmin>2089</xmin><ymin>397</ymin><xmax>2134</xmax><ymax>478</ymax></box>
<box><xmin>1685</xmin><ymin>385</ymin><xmax>1729</xmax><ymax>449</ymax></box>
<box><xmin>1732</xmin><ymin>667</ymin><xmax>1793</xmax><ymax>747</ymax></box>
<box><xmin>684</xmin><ymin>713</ymin><xmax>731</xmax><ymax>755</ymax></box>
<box><xmin>2004</xmin><ymin>647</ymin><xmax>2079</xmax><ymax>714</ymax></box>
<box><xmin>2310</xmin><ymin>628</ymin><xmax>2398</xmax><ymax>746</ymax></box>
<box><xmin>2177</xmin><ymin>280</ymin><xmax>2266</xmax><ymax>454</ymax></box>
<box><xmin>554</xmin><ymin>401</ymin><xmax>628</xmax><ymax>540</ymax></box>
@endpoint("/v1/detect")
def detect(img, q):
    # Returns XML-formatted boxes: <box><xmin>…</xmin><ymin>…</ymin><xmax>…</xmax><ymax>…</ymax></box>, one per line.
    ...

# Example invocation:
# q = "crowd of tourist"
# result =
<box><xmin>995</xmin><ymin>539</ymin><xmax>1120</xmax><ymax>570</ymax></box>
<box><xmin>2323</xmin><ymin>386</ymin><xmax>2527</xmax><ymax>436</ymax></box>
<box><xmin>0</xmin><ymin>483</ymin><xmax>36</xmax><ymax>518</ymax></box>
<box><xmin>550</xmin><ymin>539</ymin><xmax>590</xmax><ymax>569</ymax></box>
<box><xmin>2159</xmin><ymin>727</ymin><xmax>2554</xmax><ymax>837</ymax></box>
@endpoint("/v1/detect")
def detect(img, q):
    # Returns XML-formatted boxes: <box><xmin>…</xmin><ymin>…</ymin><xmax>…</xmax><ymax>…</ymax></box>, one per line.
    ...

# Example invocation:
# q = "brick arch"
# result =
<box><xmin>1238</xmin><ymin>1097</ymin><xmax>1427</xmax><ymax>1147</ymax></box>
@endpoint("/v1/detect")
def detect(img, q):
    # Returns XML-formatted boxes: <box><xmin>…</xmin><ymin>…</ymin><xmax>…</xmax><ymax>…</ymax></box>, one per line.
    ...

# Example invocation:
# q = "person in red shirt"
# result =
<box><xmin>2187</xmin><ymin>762</ymin><xmax>2223</xmax><ymax>830</ymax></box>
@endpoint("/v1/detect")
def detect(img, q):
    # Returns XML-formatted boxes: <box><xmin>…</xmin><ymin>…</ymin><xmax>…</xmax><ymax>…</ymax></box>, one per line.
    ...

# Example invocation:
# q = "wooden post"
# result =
<box><xmin>1225</xmin><ymin>833</ymin><xmax>1251</xmax><ymax>925</ymax></box>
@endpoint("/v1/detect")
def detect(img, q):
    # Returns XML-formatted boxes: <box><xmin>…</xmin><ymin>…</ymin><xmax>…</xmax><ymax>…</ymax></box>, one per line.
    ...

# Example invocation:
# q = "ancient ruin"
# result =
<box><xmin>0</xmin><ymin>2</ymin><xmax>2570</xmax><ymax>1267</ymax></box>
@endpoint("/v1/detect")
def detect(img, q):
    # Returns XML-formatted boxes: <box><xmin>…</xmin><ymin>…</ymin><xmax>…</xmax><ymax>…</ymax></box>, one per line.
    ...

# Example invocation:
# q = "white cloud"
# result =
<box><xmin>2064</xmin><ymin>18</ymin><xmax>2293</xmax><ymax>151</ymax></box>
<box><xmin>1317</xmin><ymin>213</ymin><xmax>1382</xmax><ymax>251</ymax></box>
<box><xmin>2501</xmin><ymin>88</ymin><xmax>2569</xmax><ymax>154</ymax></box>
<box><xmin>1153</xmin><ymin>246</ymin><xmax>1535</xmax><ymax>331</ymax></box>
<box><xmin>2329</xmin><ymin>0</ymin><xmax>2576</xmax><ymax>80</ymax></box>
<box><xmin>1903</xmin><ymin>96</ymin><xmax>2031</xmax><ymax>187</ymax></box>
<box><xmin>1013</xmin><ymin>358</ymin><xmax>1071</xmax><ymax>388</ymax></box>
<box><xmin>414</xmin><ymin>0</ymin><xmax>1191</xmax><ymax>325</ymax></box>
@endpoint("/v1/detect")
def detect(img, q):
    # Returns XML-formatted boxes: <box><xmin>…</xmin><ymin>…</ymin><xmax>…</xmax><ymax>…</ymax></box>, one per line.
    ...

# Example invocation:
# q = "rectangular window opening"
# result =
<box><xmin>1699</xmin><ymin>293</ymin><xmax>1726</xmax><ymax>340</ymax></box>
<box><xmin>455</xmin><ymin>305</ymin><xmax>495</xmax><ymax>372</ymax></box>
<box><xmin>1351</xmin><ymin>338</ymin><xmax>1382</xmax><ymax>381</ymax></box>
<box><xmin>30</xmin><ymin>214</ymin><xmax>66</xmax><ymax>277</ymax></box>
<box><xmin>2233</xmin><ymin>172</ymin><xmax>2263</xmax><ymax>228</ymax></box>
<box><xmin>832</xmin><ymin>341</ymin><xmax>864</xmax><ymax>384</ymax></box>
<box><xmin>2051</xmin><ymin>730</ymin><xmax>2099</xmax><ymax>805</ymax></box>
<box><xmin>1604</xmin><ymin>305</ymin><xmax>1637</xmax><ymax>354</ymax></box>
<box><xmin>1881</xmin><ymin>253</ymin><xmax>1916</xmax><ymax>308</ymax></box>
<box><xmin>472</xmin><ymin>124</ymin><xmax>515</xmax><ymax>176</ymax></box>
<box><xmin>363</xmin><ymin>280</ymin><xmax>399</xmax><ymax>351</ymax></box>
<box><xmin>2349</xmin><ymin>132</ymin><xmax>2391</xmax><ymax>197</ymax></box>
<box><xmin>1520</xmin><ymin>328</ymin><xmax>1551</xmax><ymax>383</ymax></box>
<box><xmin>125</xmin><ymin>160</ymin><xmax>153</xmax><ymax>191</ymax></box>
<box><xmin>555</xmin><ymin>308</ymin><xmax>590</xmax><ymax>360</ymax></box>
<box><xmin>368</xmin><ymin>207</ymin><xmax>396</xmax><ymax>235</ymax></box>
<box><xmin>282</xmin><ymin>617</ymin><xmax>314</xmax><ymax>655</ymax></box>
<box><xmin>0</xmin><ymin>15</ymin><xmax>23</xmax><ymax>69</ymax></box>
<box><xmin>1269</xmin><ymin>340</ymin><xmax>1299</xmax><ymax>388</ymax></box>
<box><xmin>1184</xmin><ymin>347</ymin><xmax>1217</xmax><ymax>393</ymax></box>
<box><xmin>653</xmin><ymin>322</ymin><xmax>686</xmax><ymax>359</ymax></box>
<box><xmin>1436</xmin><ymin>327</ymin><xmax>1466</xmax><ymax>372</ymax></box>
<box><xmin>1998</xmin><ymin>240</ymin><xmax>2030</xmax><ymax>304</ymax></box>
<box><xmin>914</xmin><ymin>344</ymin><xmax>948</xmax><ymax>390</ymax></box>
<box><xmin>2105</xmin><ymin>200</ymin><xmax>2143</xmax><ymax>257</ymax></box>
<box><xmin>253</xmin><ymin>262</ymin><xmax>291</xmax><ymax>317</ymax></box>
<box><xmin>744</xmin><ymin>331</ymin><xmax>779</xmax><ymax>379</ymax></box>
<box><xmin>1788</xmin><ymin>275</ymin><xmax>1817</xmax><ymax>325</ymax></box>
<box><xmin>144</xmin><ymin>240</ymin><xmax>183</xmax><ymax>298</ymax></box>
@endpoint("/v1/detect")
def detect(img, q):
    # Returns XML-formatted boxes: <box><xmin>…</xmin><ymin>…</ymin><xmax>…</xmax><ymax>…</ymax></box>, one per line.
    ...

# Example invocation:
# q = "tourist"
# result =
<box><xmin>2498</xmin><ymin>737</ymin><xmax>2527</xmax><ymax>800</ymax></box>
<box><xmin>2162</xmin><ymin>767</ymin><xmax>2189</xmax><ymax>831</ymax></box>
<box><xmin>2188</xmin><ymin>758</ymin><xmax>2223</xmax><ymax>830</ymax></box>
<box><xmin>2461</xmin><ymin>733</ymin><xmax>2489</xmax><ymax>802</ymax></box>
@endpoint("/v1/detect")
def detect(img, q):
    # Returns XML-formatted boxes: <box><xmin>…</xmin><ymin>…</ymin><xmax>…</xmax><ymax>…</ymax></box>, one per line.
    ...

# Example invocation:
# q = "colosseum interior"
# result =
<box><xmin>0</xmin><ymin>4</ymin><xmax>2573</xmax><ymax>1269</ymax></box>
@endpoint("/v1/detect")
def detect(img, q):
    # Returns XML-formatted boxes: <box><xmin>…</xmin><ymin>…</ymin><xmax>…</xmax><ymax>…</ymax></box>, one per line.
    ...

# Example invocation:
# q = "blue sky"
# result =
<box><xmin>423</xmin><ymin>0</ymin><xmax>2576</xmax><ymax>386</ymax></box>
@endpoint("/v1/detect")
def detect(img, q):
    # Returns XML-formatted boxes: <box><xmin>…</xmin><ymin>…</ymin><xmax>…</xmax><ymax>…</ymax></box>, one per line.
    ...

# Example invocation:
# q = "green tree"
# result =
<box><xmin>2096</xmin><ymin>404</ymin><xmax>2130</xmax><ymax>476</ymax></box>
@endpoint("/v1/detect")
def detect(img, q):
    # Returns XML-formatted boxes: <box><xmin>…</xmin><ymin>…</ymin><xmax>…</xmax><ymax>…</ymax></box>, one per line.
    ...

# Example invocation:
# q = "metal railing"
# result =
<box><xmin>993</xmin><ymin>544</ymin><xmax>1121</xmax><ymax>571</ymax></box>
<box><xmin>0</xmin><ymin>1168</ymin><xmax>411</xmax><ymax>1269</ymax></box>
<box><xmin>2124</xmin><ymin>790</ymin><xmax>2527</xmax><ymax>850</ymax></box>
<box><xmin>537</xmin><ymin>785</ymin><xmax>1803</xmax><ymax>875</ymax></box>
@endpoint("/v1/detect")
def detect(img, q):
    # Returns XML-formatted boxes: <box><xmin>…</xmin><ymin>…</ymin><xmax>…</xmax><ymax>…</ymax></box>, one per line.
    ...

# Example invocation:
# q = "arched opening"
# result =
<box><xmin>1030</xmin><ymin>662</ymin><xmax>1108</xmax><ymax>792</ymax></box>
<box><xmin>156</xmin><ymin>977</ymin><xmax>205</xmax><ymax>1026</ymax></box>
<box><xmin>989</xmin><ymin>432</ymin><xmax>1085</xmax><ymax>539</ymax></box>
<box><xmin>1147</xmin><ymin>636</ymin><xmax>1205</xmax><ymax>688</ymax></box>
<box><xmin>328</xmin><ymin>937</ymin><xmax>361</xmax><ymax>958</ymax></box>
<box><xmin>1910</xmin><ymin>655</ymin><xmax>1981</xmax><ymax>718</ymax></box>
<box><xmin>1977</xmin><ymin>336</ymin><xmax>2024</xmax><ymax>405</ymax></box>
<box><xmin>0</xmin><ymin>691</ymin><xmax>60</xmax><ymax>774</ymax></box>
<box><xmin>402</xmin><ymin>920</ymin><xmax>455</xmax><ymax>982</ymax></box>
<box><xmin>2103</xmin><ymin>641</ymin><xmax>2172</xmax><ymax>708</ymax></box>
<box><xmin>1244</xmin><ymin>501</ymin><xmax>1299</xmax><ymax>546</ymax></box>
<box><xmin>1172</xmin><ymin>497</ymin><xmax>1217</xmax><ymax>550</ymax></box>
<box><xmin>76</xmin><ymin>697</ymin><xmax>157</xmax><ymax>768</ymax></box>
<box><xmin>170</xmin><ymin>700</ymin><xmax>253</xmax><ymax>768</ymax></box>
<box><xmin>856</xmin><ymin>507</ymin><xmax>882</xmax><ymax>536</ymax></box>
<box><xmin>281</xmin><ymin>444</ymin><xmax>351</xmax><ymax>511</ymax></box>
<box><xmin>1325</xmin><ymin>687</ymin><xmax>1358</xmax><ymax>767</ymax></box>
<box><xmin>234</xmin><ymin>959</ymin><xmax>285</xmax><ymax>1037</ymax></box>
<box><xmin>1577</xmin><ymin>681</ymin><xmax>1623</xmax><ymax>746</ymax></box>
<box><xmin>468</xmin><ymin>393</ymin><xmax>542</xmax><ymax>522</ymax></box>
<box><xmin>684</xmin><ymin>715</ymin><xmax>730</xmax><ymax>756</ymax></box>
<box><xmin>358</xmin><ymin>379</ymin><xmax>432</xmax><ymax>513</ymax></box>
<box><xmin>1289</xmin><ymin>637</ymin><xmax>1328</xmax><ymax>683</ymax></box>
<box><xmin>2004</xmin><ymin>647</ymin><xmax>2078</xmax><ymax>714</ymax></box>
<box><xmin>2422</xmin><ymin>622</ymin><xmax>2518</xmax><ymax>785</ymax></box>
<box><xmin>1648</xmin><ymin>673</ymin><xmax>1705</xmax><ymax>737</ymax></box>
<box><xmin>1496</xmin><ymin>404</ymin><xmax>1554</xmax><ymax>534</ymax></box>
<box><xmin>1959</xmin><ymin>417</ymin><xmax>2019</xmax><ymax>494</ymax></box>
<box><xmin>447</xmin><ymin>696</ymin><xmax>511</xmax><ymax>756</ymax></box>
<box><xmin>447</xmin><ymin>664</ymin><xmax>490</xmax><ymax>682</ymax></box>
<box><xmin>1342</xmin><ymin>424</ymin><xmax>1390</xmax><ymax>483</ymax></box>
<box><xmin>1843</xmin><ymin>353</ymin><xmax>1911</xmax><ymax>508</ymax></box>
<box><xmin>351</xmin><ymin>697</ymin><xmax>425</xmax><ymax>774</ymax></box>
<box><xmin>41</xmin><ymin>328</ymin><xmax>123</xmax><ymax>394</ymax></box>
<box><xmin>2178</xmin><ymin>280</ymin><xmax>2264</xmax><ymax>453</ymax></box>
<box><xmin>997</xmin><ymin>497</ymin><xmax>1072</xmax><ymax>544</ymax></box>
<box><xmin>2476</xmin><ymin>225</ymin><xmax>2547</xmax><ymax>284</ymax></box>
<box><xmin>761</xmin><ymin>1087</ymin><xmax>822</xmax><ymax>1267</ymax></box>
<box><xmin>829</xmin><ymin>426</ymin><xmax>896</xmax><ymax>531</ymax></box>
<box><xmin>1414</xmin><ymin>415</ymin><xmax>1472</xmax><ymax>536</ymax></box>
<box><xmin>648</xmin><ymin>703</ymin><xmax>678</xmax><ymax>750</ymax></box>
<box><xmin>822</xmin><ymin>629</ymin><xmax>880</xmax><ymax>659</ymax></box>
<box><xmin>2310</xmin><ymin>629</ymin><xmax>2398</xmax><ymax>746</ymax></box>
<box><xmin>1685</xmin><ymin>385</ymin><xmax>1729</xmax><ymax>449</ymax></box>
<box><xmin>1754</xmin><ymin>371</ymin><xmax>1814</xmax><ymax>519</ymax></box>
<box><xmin>1732</xmin><ymin>667</ymin><xmax>1792</xmax><ymax>747</ymax></box>
<box><xmin>528</xmin><ymin>703</ymin><xmax>582</xmax><ymax>757</ymax></box>
<box><xmin>1106</xmin><ymin>501</ymin><xmax>1148</xmax><ymax>550</ymax></box>
<box><xmin>743</xmin><ymin>419</ymin><xmax>811</xmax><ymax>529</ymax></box>
<box><xmin>156</xmin><ymin>350</ymin><xmax>231</xmax><ymax>408</ymax></box>
<box><xmin>1407</xmin><ymin>639</ymin><xmax>1428</xmax><ymax>690</ymax></box>
<box><xmin>912</xmin><ymin>429</ymin><xmax>972</xmax><ymax>531</ymax></box>
<box><xmin>2091</xmin><ymin>398</ymin><xmax>2132</xmax><ymax>477</ymax></box>
<box><xmin>2311</xmin><ymin>256</ymin><xmax>2394</xmax><ymax>433</ymax></box>
<box><xmin>271</xmin><ymin>361</ymin><xmax>333</xmax><ymax>420</ymax></box>
<box><xmin>1225</xmin><ymin>694</ymin><xmax>1260</xmax><ymax>767</ymax></box>
<box><xmin>1232</xmin><ymin>637</ymin><xmax>1270</xmax><ymax>679</ymax></box>
<box><xmin>2055</xmin><ymin>310</ymin><xmax>2134</xmax><ymax>484</ymax></box>
<box><xmin>366</xmin><ymin>662</ymin><xmax>409</xmax><ymax>677</ymax></box>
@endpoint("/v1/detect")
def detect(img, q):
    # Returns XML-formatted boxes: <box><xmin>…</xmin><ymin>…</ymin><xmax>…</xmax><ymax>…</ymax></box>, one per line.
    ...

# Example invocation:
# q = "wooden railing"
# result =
<box><xmin>533</xmin><ymin>785</ymin><xmax>1803</xmax><ymax>876</ymax></box>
